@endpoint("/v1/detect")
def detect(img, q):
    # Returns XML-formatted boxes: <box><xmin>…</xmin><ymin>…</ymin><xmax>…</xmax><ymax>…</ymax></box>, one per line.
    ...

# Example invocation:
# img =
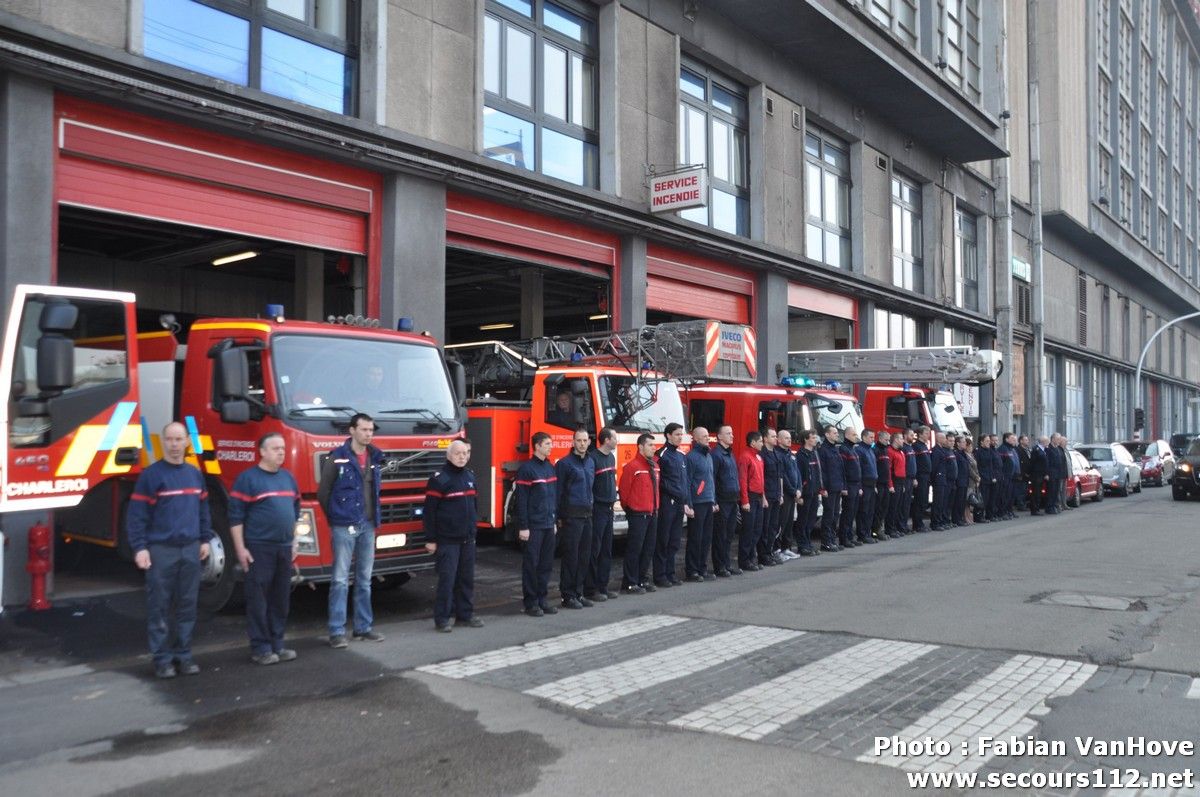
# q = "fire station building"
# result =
<box><xmin>1</xmin><ymin>1</ymin><xmax>1199</xmax><ymax>599</ymax></box>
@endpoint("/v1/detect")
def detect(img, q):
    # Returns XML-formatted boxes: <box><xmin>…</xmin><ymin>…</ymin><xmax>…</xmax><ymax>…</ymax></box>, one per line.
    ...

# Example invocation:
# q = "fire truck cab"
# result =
<box><xmin>684</xmin><ymin>382</ymin><xmax>865</xmax><ymax>440</ymax></box>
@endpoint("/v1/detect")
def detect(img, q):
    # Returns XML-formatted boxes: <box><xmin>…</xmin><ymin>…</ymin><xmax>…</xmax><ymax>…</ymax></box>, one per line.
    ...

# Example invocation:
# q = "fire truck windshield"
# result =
<box><xmin>599</xmin><ymin>376</ymin><xmax>685</xmax><ymax>433</ymax></box>
<box><xmin>272</xmin><ymin>334</ymin><xmax>459</xmax><ymax>433</ymax></box>
<box><xmin>930</xmin><ymin>392</ymin><xmax>969</xmax><ymax>434</ymax></box>
<box><xmin>811</xmin><ymin>395</ymin><xmax>865</xmax><ymax>434</ymax></box>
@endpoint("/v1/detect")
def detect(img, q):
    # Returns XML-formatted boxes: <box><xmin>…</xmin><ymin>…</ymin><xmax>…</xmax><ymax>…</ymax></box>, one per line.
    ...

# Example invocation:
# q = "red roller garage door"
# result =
<box><xmin>54</xmin><ymin>97</ymin><xmax>382</xmax><ymax>312</ymax></box>
<box><xmin>646</xmin><ymin>244</ymin><xmax>754</xmax><ymax>324</ymax></box>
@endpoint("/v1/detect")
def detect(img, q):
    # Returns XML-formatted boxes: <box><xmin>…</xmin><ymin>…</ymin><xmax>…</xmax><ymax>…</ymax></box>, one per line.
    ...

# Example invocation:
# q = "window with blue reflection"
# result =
<box><xmin>144</xmin><ymin>0</ymin><xmax>249</xmax><ymax>85</ymax></box>
<box><xmin>544</xmin><ymin>2</ymin><xmax>593</xmax><ymax>44</ymax></box>
<box><xmin>142</xmin><ymin>0</ymin><xmax>356</xmax><ymax>116</ymax></box>
<box><xmin>483</xmin><ymin>106</ymin><xmax>536</xmax><ymax>170</ymax></box>
<box><xmin>494</xmin><ymin>0</ymin><xmax>533</xmax><ymax>16</ymax></box>
<box><xmin>542</xmin><ymin>128</ymin><xmax>597</xmax><ymax>186</ymax></box>
<box><xmin>262</xmin><ymin>28</ymin><xmax>348</xmax><ymax>114</ymax></box>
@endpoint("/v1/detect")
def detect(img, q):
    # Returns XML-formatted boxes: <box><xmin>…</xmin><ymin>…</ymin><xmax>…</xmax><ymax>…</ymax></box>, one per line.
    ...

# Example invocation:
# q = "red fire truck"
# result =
<box><xmin>682</xmin><ymin>382</ymin><xmax>865</xmax><ymax>440</ymax></box>
<box><xmin>9</xmin><ymin>287</ymin><xmax>463</xmax><ymax>611</ymax></box>
<box><xmin>447</xmin><ymin>321</ymin><xmax>756</xmax><ymax>541</ymax></box>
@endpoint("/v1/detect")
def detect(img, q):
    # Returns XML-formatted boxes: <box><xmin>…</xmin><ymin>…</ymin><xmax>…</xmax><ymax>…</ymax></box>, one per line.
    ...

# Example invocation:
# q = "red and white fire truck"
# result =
<box><xmin>786</xmin><ymin>346</ymin><xmax>1003</xmax><ymax>435</ymax></box>
<box><xmin>447</xmin><ymin>321</ymin><xmax>757</xmax><ymax>541</ymax></box>
<box><xmin>3</xmin><ymin>285</ymin><xmax>463</xmax><ymax>611</ymax></box>
<box><xmin>682</xmin><ymin>381</ymin><xmax>865</xmax><ymax>441</ymax></box>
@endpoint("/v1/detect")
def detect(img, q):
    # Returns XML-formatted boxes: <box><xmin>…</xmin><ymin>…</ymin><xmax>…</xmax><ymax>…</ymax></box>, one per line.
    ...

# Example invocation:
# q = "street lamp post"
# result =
<box><xmin>1133</xmin><ymin>310</ymin><xmax>1200</xmax><ymax>439</ymax></box>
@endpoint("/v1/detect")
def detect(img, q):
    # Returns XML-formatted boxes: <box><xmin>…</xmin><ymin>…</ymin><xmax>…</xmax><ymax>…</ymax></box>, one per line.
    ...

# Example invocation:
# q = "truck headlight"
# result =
<box><xmin>294</xmin><ymin>508</ymin><xmax>319</xmax><ymax>556</ymax></box>
<box><xmin>1179</xmin><ymin>462</ymin><xmax>1193</xmax><ymax>473</ymax></box>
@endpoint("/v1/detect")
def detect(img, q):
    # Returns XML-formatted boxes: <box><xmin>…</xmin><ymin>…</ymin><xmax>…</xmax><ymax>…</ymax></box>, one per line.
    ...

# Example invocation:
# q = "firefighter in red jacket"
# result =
<box><xmin>618</xmin><ymin>433</ymin><xmax>660</xmax><ymax>594</ymax></box>
<box><xmin>736</xmin><ymin>431</ymin><xmax>767</xmax><ymax>571</ymax></box>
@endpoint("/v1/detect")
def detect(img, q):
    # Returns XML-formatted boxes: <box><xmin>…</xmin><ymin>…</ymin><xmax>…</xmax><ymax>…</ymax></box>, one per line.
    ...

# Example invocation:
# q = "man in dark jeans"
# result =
<box><xmin>710</xmin><ymin>425</ymin><xmax>742</xmax><ymax>576</ymax></box>
<box><xmin>230</xmin><ymin>432</ymin><xmax>301</xmax><ymax>665</ymax></box>
<box><xmin>127</xmin><ymin>422</ymin><xmax>213</xmax><ymax>679</ymax></box>
<box><xmin>619</xmin><ymin>434</ymin><xmax>659</xmax><ymax>594</ymax></box>
<box><xmin>818</xmin><ymin>425</ymin><xmax>845</xmax><ymax>552</ymax></box>
<box><xmin>556</xmin><ymin>427</ymin><xmax>596</xmax><ymax>609</ymax></box>
<box><xmin>516</xmin><ymin>432</ymin><xmax>559</xmax><ymax>616</ymax></box>
<box><xmin>585</xmin><ymin>427</ymin><xmax>619</xmax><ymax>602</ymax></box>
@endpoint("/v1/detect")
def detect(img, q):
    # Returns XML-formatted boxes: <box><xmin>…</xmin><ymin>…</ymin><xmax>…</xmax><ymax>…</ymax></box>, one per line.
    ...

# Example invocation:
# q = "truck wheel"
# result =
<box><xmin>198</xmin><ymin>493</ymin><xmax>239</xmax><ymax>613</ymax></box>
<box><xmin>1173</xmin><ymin>488</ymin><xmax>1186</xmax><ymax>501</ymax></box>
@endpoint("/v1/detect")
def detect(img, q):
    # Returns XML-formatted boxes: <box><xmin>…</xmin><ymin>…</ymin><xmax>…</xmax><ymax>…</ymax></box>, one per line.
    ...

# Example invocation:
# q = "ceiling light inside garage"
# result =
<box><xmin>212</xmin><ymin>250</ymin><xmax>259</xmax><ymax>266</ymax></box>
<box><xmin>479</xmin><ymin>322</ymin><xmax>515</xmax><ymax>331</ymax></box>
<box><xmin>588</xmin><ymin>314</ymin><xmax>609</xmax><ymax>321</ymax></box>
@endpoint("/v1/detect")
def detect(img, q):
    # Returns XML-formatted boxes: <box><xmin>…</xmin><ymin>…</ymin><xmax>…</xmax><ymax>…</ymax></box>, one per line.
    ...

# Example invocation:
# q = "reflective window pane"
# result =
<box><xmin>711</xmin><ymin>118</ymin><xmax>731</xmax><ymax>182</ymax></box>
<box><xmin>543</xmin><ymin>42</ymin><xmax>567</xmax><ymax>120</ymax></box>
<box><xmin>823</xmin><ymin>171</ymin><xmax>840</xmax><ymax>224</ymax></box>
<box><xmin>261</xmin><ymin>27</ymin><xmax>348</xmax><ymax>113</ymax></box>
<box><xmin>484</xmin><ymin>15</ymin><xmax>501</xmax><ymax>95</ymax></box>
<box><xmin>805</xmin><ymin>133</ymin><xmax>821</xmax><ymax>157</ymax></box>
<box><xmin>681</xmin><ymin>205</ymin><xmax>708</xmax><ymax>225</ymax></box>
<box><xmin>313</xmin><ymin>0</ymin><xmax>346</xmax><ymax>38</ymax></box>
<box><xmin>680</xmin><ymin>68</ymin><xmax>706</xmax><ymax>100</ymax></box>
<box><xmin>483</xmin><ymin>106</ymin><xmax>535</xmax><ymax>170</ymax></box>
<box><xmin>711</xmin><ymin>189</ymin><xmax>740</xmax><ymax>235</ymax></box>
<box><xmin>571</xmin><ymin>53</ymin><xmax>595</xmax><ymax>129</ymax></box>
<box><xmin>806</xmin><ymin>163</ymin><xmax>822</xmax><ymax>220</ymax></box>
<box><xmin>494</xmin><ymin>0</ymin><xmax>533</xmax><ymax>16</ymax></box>
<box><xmin>712</xmin><ymin>84</ymin><xmax>743</xmax><ymax>116</ymax></box>
<box><xmin>687</xmin><ymin>107</ymin><xmax>707</xmax><ymax>167</ymax></box>
<box><xmin>807</xmin><ymin>223</ymin><xmax>824</xmax><ymax>259</ymax></box>
<box><xmin>505</xmin><ymin>24</ymin><xmax>533</xmax><ymax>106</ymax></box>
<box><xmin>144</xmin><ymin>0</ymin><xmax>250</xmax><ymax>85</ymax></box>
<box><xmin>542</xmin><ymin>128</ymin><xmax>596</xmax><ymax>186</ymax></box>
<box><xmin>267</xmin><ymin>0</ymin><xmax>306</xmax><ymax>21</ymax></box>
<box><xmin>825</xmin><ymin>230</ymin><xmax>843</xmax><ymax>267</ymax></box>
<box><xmin>732</xmin><ymin>129</ymin><xmax>747</xmax><ymax>187</ymax></box>
<box><xmin>545</xmin><ymin>1</ymin><xmax>592</xmax><ymax>43</ymax></box>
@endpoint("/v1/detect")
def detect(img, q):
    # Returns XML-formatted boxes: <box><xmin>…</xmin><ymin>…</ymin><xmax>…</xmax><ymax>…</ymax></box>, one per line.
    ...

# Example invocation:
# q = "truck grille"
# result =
<box><xmin>316</xmin><ymin>449</ymin><xmax>445</xmax><ymax>485</ymax></box>
<box><xmin>378</xmin><ymin>502</ymin><xmax>425</xmax><ymax>525</ymax></box>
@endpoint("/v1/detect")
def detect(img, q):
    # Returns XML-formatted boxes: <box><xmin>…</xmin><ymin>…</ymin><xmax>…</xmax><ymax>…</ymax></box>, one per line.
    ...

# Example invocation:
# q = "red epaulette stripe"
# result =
<box><xmin>157</xmin><ymin>488</ymin><xmax>205</xmax><ymax>498</ymax></box>
<box><xmin>441</xmin><ymin>490</ymin><xmax>477</xmax><ymax>498</ymax></box>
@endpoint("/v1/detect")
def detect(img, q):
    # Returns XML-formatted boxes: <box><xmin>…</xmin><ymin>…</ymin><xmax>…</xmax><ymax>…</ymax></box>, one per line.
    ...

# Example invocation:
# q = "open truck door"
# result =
<box><xmin>1</xmin><ymin>285</ymin><xmax>141</xmax><ymax>514</ymax></box>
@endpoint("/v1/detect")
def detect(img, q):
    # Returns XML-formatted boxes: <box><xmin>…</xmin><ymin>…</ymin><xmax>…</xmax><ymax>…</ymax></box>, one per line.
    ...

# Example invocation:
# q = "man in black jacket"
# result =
<box><xmin>1015</xmin><ymin>434</ymin><xmax>1032</xmax><ymax>511</ymax></box>
<box><xmin>424</xmin><ymin>440</ymin><xmax>483</xmax><ymax>632</ymax></box>
<box><xmin>1028</xmin><ymin>436</ymin><xmax>1050</xmax><ymax>515</ymax></box>
<box><xmin>1046</xmin><ymin>433</ymin><xmax>1068</xmax><ymax>514</ymax></box>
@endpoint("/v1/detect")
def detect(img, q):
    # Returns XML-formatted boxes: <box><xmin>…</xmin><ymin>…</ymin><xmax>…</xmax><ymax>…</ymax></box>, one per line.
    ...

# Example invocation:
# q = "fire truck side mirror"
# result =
<box><xmin>447</xmin><ymin>359</ymin><xmax>467</xmax><ymax>405</ymax></box>
<box><xmin>214</xmin><ymin>347</ymin><xmax>250</xmax><ymax>401</ymax></box>
<box><xmin>35</xmin><ymin>300</ymin><xmax>79</xmax><ymax>393</ymax></box>
<box><xmin>220</xmin><ymin>400</ymin><xmax>251</xmax><ymax>424</ymax></box>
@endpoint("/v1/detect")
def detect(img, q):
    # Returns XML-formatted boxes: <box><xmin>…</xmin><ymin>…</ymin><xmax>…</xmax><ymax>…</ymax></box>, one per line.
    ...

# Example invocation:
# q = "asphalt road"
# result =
<box><xmin>1</xmin><ymin>486</ymin><xmax>1198</xmax><ymax>796</ymax></box>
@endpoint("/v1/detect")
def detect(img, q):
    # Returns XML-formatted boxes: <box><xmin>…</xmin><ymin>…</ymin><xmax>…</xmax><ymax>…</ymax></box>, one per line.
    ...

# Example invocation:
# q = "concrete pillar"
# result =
<box><xmin>519</xmin><ymin>269</ymin><xmax>544</xmax><ymax>338</ymax></box>
<box><xmin>618</xmin><ymin>234</ymin><xmax>647</xmax><ymax>329</ymax></box>
<box><xmin>0</xmin><ymin>73</ymin><xmax>54</xmax><ymax>608</ymax></box>
<box><xmin>756</xmin><ymin>271</ymin><xmax>788</xmax><ymax>385</ymax></box>
<box><xmin>598</xmin><ymin>0</ymin><xmax>620</xmax><ymax>195</ymax></box>
<box><xmin>380</xmin><ymin>173</ymin><xmax>446</xmax><ymax>343</ymax></box>
<box><xmin>293</xmin><ymin>250</ymin><xmax>324</xmax><ymax>321</ymax></box>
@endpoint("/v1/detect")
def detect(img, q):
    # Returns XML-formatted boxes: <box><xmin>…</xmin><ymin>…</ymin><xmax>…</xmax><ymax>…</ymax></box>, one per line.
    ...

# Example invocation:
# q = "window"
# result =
<box><xmin>1121</xmin><ymin>297</ymin><xmax>1131</xmax><ymax>359</ymax></box>
<box><xmin>688</xmin><ymin>399</ymin><xmax>726</xmax><ymax>432</ymax></box>
<box><xmin>1098</xmin><ymin>73</ymin><xmax>1112</xmax><ymax>144</ymax></box>
<box><xmin>953</xmin><ymin>208</ymin><xmax>980</xmax><ymax>311</ymax></box>
<box><xmin>678</xmin><ymin>62</ymin><xmax>750</xmax><ymax>235</ymax></box>
<box><xmin>1097</xmin><ymin>0</ymin><xmax>1111</xmax><ymax>68</ymax></box>
<box><xmin>1091</xmin><ymin>366</ymin><xmax>1108</xmax><ymax>439</ymax></box>
<box><xmin>143</xmin><ymin>0</ymin><xmax>357</xmax><ymax>114</ymax></box>
<box><xmin>545</xmin><ymin>379</ymin><xmax>590</xmax><ymax>430</ymax></box>
<box><xmin>891</xmin><ymin>175</ymin><xmax>923</xmax><ymax>291</ymax></box>
<box><xmin>805</xmin><ymin>127</ymin><xmax>851</xmax><ymax>268</ymax></box>
<box><xmin>1043</xmin><ymin>354</ymin><xmax>1058</xmax><ymax>434</ymax></box>
<box><xmin>873</xmin><ymin>308</ymin><xmax>921</xmax><ymax>348</ymax></box>
<box><xmin>483</xmin><ymin>0</ymin><xmax>598</xmax><ymax>187</ymax></box>
<box><xmin>940</xmin><ymin>0</ymin><xmax>981</xmax><ymax>102</ymax></box>
<box><xmin>1101</xmin><ymin>286</ymin><xmax>1111</xmax><ymax>354</ymax></box>
<box><xmin>1118</xmin><ymin>101</ymin><xmax>1132</xmax><ymax>166</ymax></box>
<box><xmin>1118</xmin><ymin>16</ymin><xmax>1133</xmax><ymax>96</ymax></box>
<box><xmin>1015</xmin><ymin>279</ymin><xmax>1032</xmax><ymax>325</ymax></box>
<box><xmin>1077</xmin><ymin>273</ymin><xmax>1088</xmax><ymax>345</ymax></box>
<box><xmin>866</xmin><ymin>0</ymin><xmax>918</xmax><ymax>47</ymax></box>
<box><xmin>1113</xmin><ymin>371</ymin><xmax>1128</xmax><ymax>439</ymax></box>
<box><xmin>1064</xmin><ymin>359</ymin><xmax>1085</xmax><ymax>442</ymax></box>
<box><xmin>1119</xmin><ymin>170</ymin><xmax>1133</xmax><ymax>223</ymax></box>
<box><xmin>1098</xmin><ymin>148</ymin><xmax>1112</xmax><ymax>200</ymax></box>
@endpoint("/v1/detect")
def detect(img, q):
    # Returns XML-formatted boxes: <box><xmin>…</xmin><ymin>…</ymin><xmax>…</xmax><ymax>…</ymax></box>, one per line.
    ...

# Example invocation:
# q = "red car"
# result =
<box><xmin>1066</xmin><ymin>449</ymin><xmax>1104</xmax><ymax>506</ymax></box>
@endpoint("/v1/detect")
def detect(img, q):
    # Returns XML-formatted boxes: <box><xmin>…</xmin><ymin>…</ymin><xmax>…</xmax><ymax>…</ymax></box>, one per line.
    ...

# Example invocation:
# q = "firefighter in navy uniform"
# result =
<box><xmin>817</xmin><ymin>425</ymin><xmax>845</xmax><ymax>552</ymax></box>
<box><xmin>684</xmin><ymin>426</ymin><xmax>717</xmax><ymax>581</ymax></box>
<box><xmin>516</xmin><ymin>432</ymin><xmax>559</xmax><ymax>617</ymax></box>
<box><xmin>854</xmin><ymin>430</ymin><xmax>879</xmax><ymax>544</ymax></box>
<box><xmin>794</xmin><ymin>430</ymin><xmax>822</xmax><ymax>556</ymax></box>
<box><xmin>837</xmin><ymin>428</ymin><xmax>863</xmax><ymax>548</ymax></box>
<box><xmin>757</xmin><ymin>428</ymin><xmax>785</xmax><ymax>565</ymax></box>
<box><xmin>555</xmin><ymin>427</ymin><xmax>596</xmax><ymax>609</ymax></box>
<box><xmin>930</xmin><ymin>433</ymin><xmax>952</xmax><ymax>530</ymax></box>
<box><xmin>654</xmin><ymin>422</ymin><xmax>693</xmax><ymax>587</ymax></box>
<box><xmin>710</xmin><ymin>425</ymin><xmax>742</xmax><ymax>576</ymax></box>
<box><xmin>423</xmin><ymin>440</ymin><xmax>483</xmax><ymax>632</ymax></box>
<box><xmin>585</xmin><ymin>427</ymin><xmax>619</xmax><ymax>602</ymax></box>
<box><xmin>911</xmin><ymin>426</ymin><xmax>932</xmax><ymax>532</ymax></box>
<box><xmin>872</xmin><ymin>431</ymin><xmax>894</xmax><ymax>540</ymax></box>
<box><xmin>777</xmin><ymin>430</ymin><xmax>802</xmax><ymax>557</ymax></box>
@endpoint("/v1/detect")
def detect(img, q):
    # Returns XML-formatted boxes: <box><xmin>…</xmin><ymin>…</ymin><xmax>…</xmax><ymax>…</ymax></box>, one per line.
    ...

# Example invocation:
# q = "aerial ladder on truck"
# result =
<box><xmin>446</xmin><ymin>320</ymin><xmax>757</xmax><ymax>539</ymax></box>
<box><xmin>786</xmin><ymin>346</ymin><xmax>1004</xmax><ymax>435</ymax></box>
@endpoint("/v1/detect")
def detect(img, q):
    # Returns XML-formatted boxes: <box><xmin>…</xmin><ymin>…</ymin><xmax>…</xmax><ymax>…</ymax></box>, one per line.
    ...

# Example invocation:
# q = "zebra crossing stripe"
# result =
<box><xmin>524</xmin><ymin>625</ymin><xmax>802</xmax><ymax>710</ymax></box>
<box><xmin>668</xmin><ymin>638</ymin><xmax>937</xmax><ymax>740</ymax></box>
<box><xmin>416</xmin><ymin>615</ymin><xmax>689</xmax><ymax>679</ymax></box>
<box><xmin>861</xmin><ymin>655</ymin><xmax>1097</xmax><ymax>773</ymax></box>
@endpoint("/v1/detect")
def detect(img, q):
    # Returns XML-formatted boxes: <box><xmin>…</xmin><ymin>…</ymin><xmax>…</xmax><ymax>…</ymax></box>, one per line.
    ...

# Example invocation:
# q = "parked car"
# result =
<box><xmin>1066</xmin><ymin>449</ymin><xmax>1104</xmax><ymax>506</ymax></box>
<box><xmin>1169</xmin><ymin>432</ymin><xmax>1200</xmax><ymax>457</ymax></box>
<box><xmin>1118</xmin><ymin>439</ymin><xmax>1175</xmax><ymax>486</ymax></box>
<box><xmin>1073</xmin><ymin>443</ymin><xmax>1142</xmax><ymax>496</ymax></box>
<box><xmin>1172</xmin><ymin>438</ymin><xmax>1200</xmax><ymax>501</ymax></box>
